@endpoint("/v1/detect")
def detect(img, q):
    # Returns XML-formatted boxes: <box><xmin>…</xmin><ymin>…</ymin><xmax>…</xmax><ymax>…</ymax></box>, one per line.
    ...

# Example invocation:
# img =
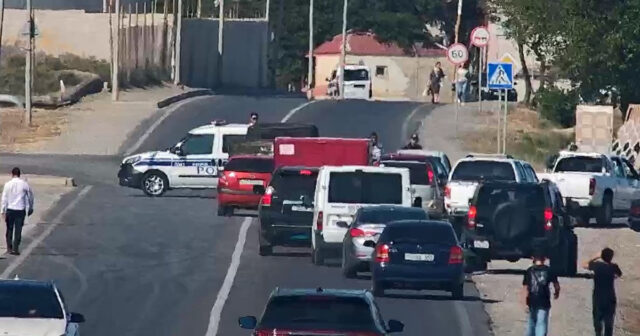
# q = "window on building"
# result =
<box><xmin>375</xmin><ymin>66</ymin><xmax>387</xmax><ymax>77</ymax></box>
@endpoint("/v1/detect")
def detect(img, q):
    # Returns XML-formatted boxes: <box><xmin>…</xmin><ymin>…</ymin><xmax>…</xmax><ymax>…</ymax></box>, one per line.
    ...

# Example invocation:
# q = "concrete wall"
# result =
<box><xmin>180</xmin><ymin>18</ymin><xmax>269</xmax><ymax>89</ymax></box>
<box><xmin>5</xmin><ymin>0</ymin><xmax>139</xmax><ymax>11</ymax></box>
<box><xmin>313</xmin><ymin>54</ymin><xmax>452</xmax><ymax>102</ymax></box>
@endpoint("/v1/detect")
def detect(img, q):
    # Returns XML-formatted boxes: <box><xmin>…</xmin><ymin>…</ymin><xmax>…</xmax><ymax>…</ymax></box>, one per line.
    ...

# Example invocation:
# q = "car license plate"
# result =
<box><xmin>473</xmin><ymin>240</ymin><xmax>490</xmax><ymax>249</ymax></box>
<box><xmin>405</xmin><ymin>253</ymin><xmax>434</xmax><ymax>262</ymax></box>
<box><xmin>239</xmin><ymin>179</ymin><xmax>263</xmax><ymax>185</ymax></box>
<box><xmin>291</xmin><ymin>205</ymin><xmax>313</xmax><ymax>212</ymax></box>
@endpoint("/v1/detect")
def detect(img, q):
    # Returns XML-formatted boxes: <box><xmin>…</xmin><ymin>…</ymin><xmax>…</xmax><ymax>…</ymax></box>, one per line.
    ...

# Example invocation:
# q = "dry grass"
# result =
<box><xmin>0</xmin><ymin>108</ymin><xmax>67</xmax><ymax>152</ymax></box>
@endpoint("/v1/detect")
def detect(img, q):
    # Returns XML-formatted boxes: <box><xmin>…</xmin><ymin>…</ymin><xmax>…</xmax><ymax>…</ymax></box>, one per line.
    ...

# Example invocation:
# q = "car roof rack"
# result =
<box><xmin>465</xmin><ymin>153</ymin><xmax>514</xmax><ymax>159</ymax></box>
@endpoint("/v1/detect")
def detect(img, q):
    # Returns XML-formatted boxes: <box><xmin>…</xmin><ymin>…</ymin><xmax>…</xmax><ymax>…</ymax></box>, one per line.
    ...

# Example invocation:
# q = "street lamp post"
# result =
<box><xmin>307</xmin><ymin>0</ymin><xmax>313</xmax><ymax>99</ymax></box>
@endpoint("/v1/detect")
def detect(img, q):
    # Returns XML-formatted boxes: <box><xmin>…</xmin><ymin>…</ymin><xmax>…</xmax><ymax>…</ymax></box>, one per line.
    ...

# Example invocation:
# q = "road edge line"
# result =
<box><xmin>204</xmin><ymin>218</ymin><xmax>252</xmax><ymax>336</ymax></box>
<box><xmin>0</xmin><ymin>186</ymin><xmax>93</xmax><ymax>279</ymax></box>
<box><xmin>282</xmin><ymin>100</ymin><xmax>317</xmax><ymax>122</ymax></box>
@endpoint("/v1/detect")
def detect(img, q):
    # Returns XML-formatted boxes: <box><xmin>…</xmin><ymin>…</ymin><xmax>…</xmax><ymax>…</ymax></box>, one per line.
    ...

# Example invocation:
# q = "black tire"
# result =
<box><xmin>579</xmin><ymin>214</ymin><xmax>591</xmax><ymax>226</ymax></box>
<box><xmin>312</xmin><ymin>246</ymin><xmax>324</xmax><ymax>266</ymax></box>
<box><xmin>141</xmin><ymin>171</ymin><xmax>168</xmax><ymax>197</ymax></box>
<box><xmin>258</xmin><ymin>230</ymin><xmax>272</xmax><ymax>256</ymax></box>
<box><xmin>342</xmin><ymin>249</ymin><xmax>358</xmax><ymax>279</ymax></box>
<box><xmin>451</xmin><ymin>282</ymin><xmax>464</xmax><ymax>300</ymax></box>
<box><xmin>217</xmin><ymin>206</ymin><xmax>232</xmax><ymax>217</ymax></box>
<box><xmin>372</xmin><ymin>281</ymin><xmax>385</xmax><ymax>297</ymax></box>
<box><xmin>551</xmin><ymin>231</ymin><xmax>577</xmax><ymax>277</ymax></box>
<box><xmin>596</xmin><ymin>194</ymin><xmax>613</xmax><ymax>226</ymax></box>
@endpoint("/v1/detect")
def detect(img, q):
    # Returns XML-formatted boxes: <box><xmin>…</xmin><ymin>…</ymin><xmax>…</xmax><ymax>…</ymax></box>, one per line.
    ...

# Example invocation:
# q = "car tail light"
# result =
<box><xmin>444</xmin><ymin>185</ymin><xmax>451</xmax><ymax>198</ymax></box>
<box><xmin>375</xmin><ymin>244</ymin><xmax>390</xmax><ymax>263</ymax></box>
<box><xmin>448</xmin><ymin>246</ymin><xmax>463</xmax><ymax>264</ymax></box>
<box><xmin>544</xmin><ymin>207</ymin><xmax>553</xmax><ymax>231</ymax></box>
<box><xmin>427</xmin><ymin>165</ymin><xmax>435</xmax><ymax>184</ymax></box>
<box><xmin>467</xmin><ymin>205</ymin><xmax>477</xmax><ymax>229</ymax></box>
<box><xmin>589</xmin><ymin>178</ymin><xmax>596</xmax><ymax>196</ymax></box>
<box><xmin>316</xmin><ymin>211</ymin><xmax>323</xmax><ymax>231</ymax></box>
<box><xmin>300</xmin><ymin>169</ymin><xmax>312</xmax><ymax>175</ymax></box>
<box><xmin>631</xmin><ymin>205</ymin><xmax>640</xmax><ymax>216</ymax></box>
<box><xmin>261</xmin><ymin>186</ymin><xmax>273</xmax><ymax>206</ymax></box>
<box><xmin>350</xmin><ymin>228</ymin><xmax>365</xmax><ymax>237</ymax></box>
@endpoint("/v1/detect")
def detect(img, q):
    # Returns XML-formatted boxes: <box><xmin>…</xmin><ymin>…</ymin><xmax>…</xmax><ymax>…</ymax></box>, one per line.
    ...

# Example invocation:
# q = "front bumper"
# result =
<box><xmin>118</xmin><ymin>163</ymin><xmax>143</xmax><ymax>189</ymax></box>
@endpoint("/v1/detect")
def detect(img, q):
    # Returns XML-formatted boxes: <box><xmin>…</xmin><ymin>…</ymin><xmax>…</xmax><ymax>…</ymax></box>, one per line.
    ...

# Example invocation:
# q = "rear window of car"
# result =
<box><xmin>225</xmin><ymin>157</ymin><xmax>274</xmax><ymax>173</ymax></box>
<box><xmin>271</xmin><ymin>170</ymin><xmax>318</xmax><ymax>200</ymax></box>
<box><xmin>554</xmin><ymin>157</ymin><xmax>603</xmax><ymax>173</ymax></box>
<box><xmin>259</xmin><ymin>296</ymin><xmax>376</xmax><ymax>331</ymax></box>
<box><xmin>329</xmin><ymin>172</ymin><xmax>403</xmax><ymax>204</ymax></box>
<box><xmin>381</xmin><ymin>161</ymin><xmax>428</xmax><ymax>185</ymax></box>
<box><xmin>0</xmin><ymin>285</ymin><xmax>64</xmax><ymax>319</ymax></box>
<box><xmin>381</xmin><ymin>225</ymin><xmax>456</xmax><ymax>245</ymax></box>
<box><xmin>358</xmin><ymin>208</ymin><xmax>427</xmax><ymax>224</ymax></box>
<box><xmin>476</xmin><ymin>184</ymin><xmax>546</xmax><ymax>216</ymax></box>
<box><xmin>451</xmin><ymin>161</ymin><xmax>516</xmax><ymax>181</ymax></box>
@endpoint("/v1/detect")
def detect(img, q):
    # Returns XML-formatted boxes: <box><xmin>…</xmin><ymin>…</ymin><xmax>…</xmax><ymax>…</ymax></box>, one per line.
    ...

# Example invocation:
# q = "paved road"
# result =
<box><xmin>0</xmin><ymin>96</ymin><xmax>491</xmax><ymax>336</ymax></box>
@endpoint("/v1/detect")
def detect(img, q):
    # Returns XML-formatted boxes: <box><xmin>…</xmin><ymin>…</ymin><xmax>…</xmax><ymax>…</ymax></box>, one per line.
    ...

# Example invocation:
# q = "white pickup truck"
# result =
<box><xmin>539</xmin><ymin>152</ymin><xmax>640</xmax><ymax>226</ymax></box>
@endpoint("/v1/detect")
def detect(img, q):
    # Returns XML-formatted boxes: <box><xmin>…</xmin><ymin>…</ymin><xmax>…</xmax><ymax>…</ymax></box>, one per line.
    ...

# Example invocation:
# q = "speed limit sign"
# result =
<box><xmin>447</xmin><ymin>43</ymin><xmax>469</xmax><ymax>65</ymax></box>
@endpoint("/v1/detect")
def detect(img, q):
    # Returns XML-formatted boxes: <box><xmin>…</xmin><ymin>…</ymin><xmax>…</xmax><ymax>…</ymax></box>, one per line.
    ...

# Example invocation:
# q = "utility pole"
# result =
<box><xmin>307</xmin><ymin>0</ymin><xmax>313</xmax><ymax>99</ymax></box>
<box><xmin>217</xmin><ymin>0</ymin><xmax>224</xmax><ymax>86</ymax></box>
<box><xmin>174</xmin><ymin>0</ymin><xmax>183</xmax><ymax>85</ymax></box>
<box><xmin>24</xmin><ymin>0</ymin><xmax>33</xmax><ymax>126</ymax></box>
<box><xmin>265</xmin><ymin>0</ymin><xmax>270</xmax><ymax>21</ymax></box>
<box><xmin>338</xmin><ymin>0</ymin><xmax>347</xmax><ymax>100</ymax></box>
<box><xmin>0</xmin><ymin>0</ymin><xmax>5</xmax><ymax>75</ymax></box>
<box><xmin>452</xmin><ymin>0</ymin><xmax>462</xmax><ymax>105</ymax></box>
<box><xmin>112</xmin><ymin>0</ymin><xmax>121</xmax><ymax>100</ymax></box>
<box><xmin>196</xmin><ymin>0</ymin><xmax>202</xmax><ymax>18</ymax></box>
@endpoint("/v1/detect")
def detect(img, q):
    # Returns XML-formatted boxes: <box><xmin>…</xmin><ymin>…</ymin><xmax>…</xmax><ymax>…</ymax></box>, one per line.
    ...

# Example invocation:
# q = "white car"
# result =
<box><xmin>0</xmin><ymin>279</ymin><xmax>85</xmax><ymax>336</ymax></box>
<box><xmin>538</xmin><ymin>152</ymin><xmax>640</xmax><ymax>225</ymax></box>
<box><xmin>311</xmin><ymin>165</ymin><xmax>413</xmax><ymax>265</ymax></box>
<box><xmin>326</xmin><ymin>64</ymin><xmax>372</xmax><ymax>100</ymax></box>
<box><xmin>445</xmin><ymin>154</ymin><xmax>537</xmax><ymax>217</ymax></box>
<box><xmin>118</xmin><ymin>121</ymin><xmax>248</xmax><ymax>196</ymax></box>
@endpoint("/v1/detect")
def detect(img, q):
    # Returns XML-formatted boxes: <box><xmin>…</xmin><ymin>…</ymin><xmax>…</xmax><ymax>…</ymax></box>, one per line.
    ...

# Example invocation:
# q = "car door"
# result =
<box><xmin>172</xmin><ymin>133</ymin><xmax>216</xmax><ymax>187</ymax></box>
<box><xmin>610</xmin><ymin>157</ymin><xmax>630</xmax><ymax>209</ymax></box>
<box><xmin>622</xmin><ymin>158</ymin><xmax>640</xmax><ymax>209</ymax></box>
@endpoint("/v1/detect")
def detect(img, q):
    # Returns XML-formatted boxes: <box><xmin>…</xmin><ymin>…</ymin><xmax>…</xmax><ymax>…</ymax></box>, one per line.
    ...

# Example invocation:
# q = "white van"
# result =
<box><xmin>311</xmin><ymin>166</ymin><xmax>413</xmax><ymax>265</ymax></box>
<box><xmin>326</xmin><ymin>65</ymin><xmax>372</xmax><ymax>100</ymax></box>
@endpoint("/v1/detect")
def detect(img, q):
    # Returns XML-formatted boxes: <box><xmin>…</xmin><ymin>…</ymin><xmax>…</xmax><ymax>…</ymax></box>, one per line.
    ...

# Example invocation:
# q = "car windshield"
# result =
<box><xmin>358</xmin><ymin>209</ymin><xmax>427</xmax><ymax>224</ymax></box>
<box><xmin>344</xmin><ymin>69</ymin><xmax>369</xmax><ymax>81</ymax></box>
<box><xmin>225</xmin><ymin>158</ymin><xmax>274</xmax><ymax>173</ymax></box>
<box><xmin>328</xmin><ymin>172</ymin><xmax>402</xmax><ymax>204</ymax></box>
<box><xmin>381</xmin><ymin>161</ymin><xmax>429</xmax><ymax>185</ymax></box>
<box><xmin>450</xmin><ymin>161</ymin><xmax>515</xmax><ymax>181</ymax></box>
<box><xmin>271</xmin><ymin>170</ymin><xmax>318</xmax><ymax>200</ymax></box>
<box><xmin>555</xmin><ymin>157</ymin><xmax>603</xmax><ymax>173</ymax></box>
<box><xmin>381</xmin><ymin>225</ymin><xmax>456</xmax><ymax>245</ymax></box>
<box><xmin>259</xmin><ymin>296</ymin><xmax>377</xmax><ymax>331</ymax></box>
<box><xmin>0</xmin><ymin>285</ymin><xmax>64</xmax><ymax>319</ymax></box>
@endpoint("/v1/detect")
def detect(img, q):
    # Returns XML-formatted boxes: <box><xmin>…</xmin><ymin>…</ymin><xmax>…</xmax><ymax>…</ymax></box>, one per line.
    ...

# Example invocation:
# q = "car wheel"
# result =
<box><xmin>142</xmin><ymin>171</ymin><xmax>168</xmax><ymax>197</ymax></box>
<box><xmin>258</xmin><ymin>230</ymin><xmax>272</xmax><ymax>256</ymax></box>
<box><xmin>596</xmin><ymin>194</ymin><xmax>613</xmax><ymax>226</ymax></box>
<box><xmin>341</xmin><ymin>250</ymin><xmax>358</xmax><ymax>279</ymax></box>
<box><xmin>451</xmin><ymin>282</ymin><xmax>464</xmax><ymax>299</ymax></box>
<box><xmin>579</xmin><ymin>214</ymin><xmax>591</xmax><ymax>226</ymax></box>
<box><xmin>312</xmin><ymin>246</ymin><xmax>324</xmax><ymax>266</ymax></box>
<box><xmin>372</xmin><ymin>281</ymin><xmax>385</xmax><ymax>297</ymax></box>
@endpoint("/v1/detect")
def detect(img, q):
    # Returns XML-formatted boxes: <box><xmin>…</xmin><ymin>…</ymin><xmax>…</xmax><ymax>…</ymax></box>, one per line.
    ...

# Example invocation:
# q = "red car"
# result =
<box><xmin>217</xmin><ymin>155</ymin><xmax>274</xmax><ymax>216</ymax></box>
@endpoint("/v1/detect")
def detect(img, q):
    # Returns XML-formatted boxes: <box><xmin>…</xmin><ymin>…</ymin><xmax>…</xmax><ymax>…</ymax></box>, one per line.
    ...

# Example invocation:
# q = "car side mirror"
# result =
<box><xmin>363</xmin><ymin>240</ymin><xmax>376</xmax><ymax>248</ymax></box>
<box><xmin>174</xmin><ymin>145</ymin><xmax>185</xmax><ymax>156</ymax></box>
<box><xmin>387</xmin><ymin>319</ymin><xmax>404</xmax><ymax>333</ymax></box>
<box><xmin>69</xmin><ymin>312</ymin><xmax>85</xmax><ymax>323</ymax></box>
<box><xmin>336</xmin><ymin>221</ymin><xmax>349</xmax><ymax>228</ymax></box>
<box><xmin>253</xmin><ymin>185</ymin><xmax>266</xmax><ymax>195</ymax></box>
<box><xmin>238</xmin><ymin>316</ymin><xmax>257</xmax><ymax>329</ymax></box>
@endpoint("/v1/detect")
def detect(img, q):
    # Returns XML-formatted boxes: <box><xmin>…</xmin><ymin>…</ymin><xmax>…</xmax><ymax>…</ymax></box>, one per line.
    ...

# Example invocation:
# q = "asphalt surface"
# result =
<box><xmin>0</xmin><ymin>96</ymin><xmax>492</xmax><ymax>336</ymax></box>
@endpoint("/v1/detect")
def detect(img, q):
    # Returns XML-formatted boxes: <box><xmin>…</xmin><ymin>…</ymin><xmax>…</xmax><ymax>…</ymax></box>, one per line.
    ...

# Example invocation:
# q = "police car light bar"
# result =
<box><xmin>211</xmin><ymin>119</ymin><xmax>227</xmax><ymax>126</ymax></box>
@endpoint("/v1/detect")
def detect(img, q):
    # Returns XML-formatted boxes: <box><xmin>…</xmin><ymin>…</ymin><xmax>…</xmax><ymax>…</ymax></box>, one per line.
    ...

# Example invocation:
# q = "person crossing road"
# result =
<box><xmin>1</xmin><ymin>167</ymin><xmax>34</xmax><ymax>255</ymax></box>
<box><xmin>402</xmin><ymin>133</ymin><xmax>423</xmax><ymax>150</ymax></box>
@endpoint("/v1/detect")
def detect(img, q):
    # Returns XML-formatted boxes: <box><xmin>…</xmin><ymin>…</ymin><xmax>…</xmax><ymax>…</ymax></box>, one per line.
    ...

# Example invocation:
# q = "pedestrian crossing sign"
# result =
<box><xmin>487</xmin><ymin>62</ymin><xmax>514</xmax><ymax>89</ymax></box>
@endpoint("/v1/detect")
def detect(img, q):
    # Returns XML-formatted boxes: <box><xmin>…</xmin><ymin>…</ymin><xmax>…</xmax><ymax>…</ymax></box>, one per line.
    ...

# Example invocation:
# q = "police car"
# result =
<box><xmin>118</xmin><ymin>121</ymin><xmax>248</xmax><ymax>196</ymax></box>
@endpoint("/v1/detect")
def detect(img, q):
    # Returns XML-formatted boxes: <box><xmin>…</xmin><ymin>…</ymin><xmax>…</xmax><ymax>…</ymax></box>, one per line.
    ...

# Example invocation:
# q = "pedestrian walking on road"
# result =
<box><xmin>249</xmin><ymin>112</ymin><xmax>259</xmax><ymax>126</ymax></box>
<box><xmin>583</xmin><ymin>248</ymin><xmax>622</xmax><ymax>336</ymax></box>
<box><xmin>428</xmin><ymin>62</ymin><xmax>445</xmax><ymax>104</ymax></box>
<box><xmin>456</xmin><ymin>65</ymin><xmax>469</xmax><ymax>105</ymax></box>
<box><xmin>522</xmin><ymin>251</ymin><xmax>560</xmax><ymax>336</ymax></box>
<box><xmin>370</xmin><ymin>132</ymin><xmax>382</xmax><ymax>163</ymax></box>
<box><xmin>402</xmin><ymin>133</ymin><xmax>423</xmax><ymax>150</ymax></box>
<box><xmin>1</xmin><ymin>168</ymin><xmax>34</xmax><ymax>255</ymax></box>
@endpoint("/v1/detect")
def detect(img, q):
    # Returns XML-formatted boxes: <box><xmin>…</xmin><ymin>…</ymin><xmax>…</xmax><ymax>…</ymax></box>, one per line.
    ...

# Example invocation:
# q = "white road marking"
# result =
<box><xmin>401</xmin><ymin>104</ymin><xmax>426</xmax><ymax>142</ymax></box>
<box><xmin>124</xmin><ymin>96</ymin><xmax>214</xmax><ymax>156</ymax></box>
<box><xmin>1</xmin><ymin>186</ymin><xmax>93</xmax><ymax>279</ymax></box>
<box><xmin>204</xmin><ymin>218</ymin><xmax>251</xmax><ymax>336</ymax></box>
<box><xmin>281</xmin><ymin>100</ymin><xmax>317</xmax><ymax>122</ymax></box>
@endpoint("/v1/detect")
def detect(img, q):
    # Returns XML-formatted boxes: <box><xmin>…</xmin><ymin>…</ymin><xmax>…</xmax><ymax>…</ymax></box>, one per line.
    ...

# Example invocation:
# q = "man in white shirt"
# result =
<box><xmin>1</xmin><ymin>168</ymin><xmax>34</xmax><ymax>255</ymax></box>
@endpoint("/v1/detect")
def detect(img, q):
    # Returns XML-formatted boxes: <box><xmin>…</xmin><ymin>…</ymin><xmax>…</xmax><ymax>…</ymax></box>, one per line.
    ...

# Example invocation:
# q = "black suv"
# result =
<box><xmin>238</xmin><ymin>287</ymin><xmax>404</xmax><ymax>335</ymax></box>
<box><xmin>256</xmin><ymin>166</ymin><xmax>319</xmax><ymax>256</ymax></box>
<box><xmin>464</xmin><ymin>180</ymin><xmax>578</xmax><ymax>276</ymax></box>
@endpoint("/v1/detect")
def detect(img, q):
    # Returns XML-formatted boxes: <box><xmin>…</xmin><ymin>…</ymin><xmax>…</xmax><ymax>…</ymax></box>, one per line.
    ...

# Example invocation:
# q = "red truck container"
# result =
<box><xmin>274</xmin><ymin>137</ymin><xmax>372</xmax><ymax>168</ymax></box>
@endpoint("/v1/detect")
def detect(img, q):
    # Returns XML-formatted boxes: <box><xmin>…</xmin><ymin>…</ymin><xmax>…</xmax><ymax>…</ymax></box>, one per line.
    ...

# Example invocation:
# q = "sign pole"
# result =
<box><xmin>446</xmin><ymin>43</ymin><xmax>469</xmax><ymax>139</ymax></box>
<box><xmin>478</xmin><ymin>47</ymin><xmax>482</xmax><ymax>113</ymax></box>
<box><xmin>503</xmin><ymin>89</ymin><xmax>508</xmax><ymax>154</ymax></box>
<box><xmin>497</xmin><ymin>89</ymin><xmax>502</xmax><ymax>154</ymax></box>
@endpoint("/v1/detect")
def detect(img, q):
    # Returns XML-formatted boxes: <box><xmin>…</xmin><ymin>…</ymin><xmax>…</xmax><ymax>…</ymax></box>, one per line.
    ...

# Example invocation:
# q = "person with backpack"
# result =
<box><xmin>583</xmin><ymin>248</ymin><xmax>622</xmax><ymax>336</ymax></box>
<box><xmin>522</xmin><ymin>251</ymin><xmax>561</xmax><ymax>336</ymax></box>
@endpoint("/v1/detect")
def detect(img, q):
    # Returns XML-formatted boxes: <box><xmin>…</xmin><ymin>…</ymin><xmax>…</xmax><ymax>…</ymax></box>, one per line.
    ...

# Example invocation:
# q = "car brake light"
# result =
<box><xmin>589</xmin><ymin>178</ymin><xmax>596</xmax><ymax>196</ymax></box>
<box><xmin>316</xmin><ymin>211</ymin><xmax>323</xmax><ymax>231</ymax></box>
<box><xmin>427</xmin><ymin>165</ymin><xmax>435</xmax><ymax>184</ymax></box>
<box><xmin>300</xmin><ymin>169</ymin><xmax>312</xmax><ymax>175</ymax></box>
<box><xmin>261</xmin><ymin>186</ymin><xmax>273</xmax><ymax>206</ymax></box>
<box><xmin>631</xmin><ymin>206</ymin><xmax>640</xmax><ymax>216</ymax></box>
<box><xmin>544</xmin><ymin>207</ymin><xmax>553</xmax><ymax>231</ymax></box>
<box><xmin>375</xmin><ymin>244</ymin><xmax>390</xmax><ymax>263</ymax></box>
<box><xmin>350</xmin><ymin>228</ymin><xmax>365</xmax><ymax>237</ymax></box>
<box><xmin>467</xmin><ymin>205</ymin><xmax>477</xmax><ymax>229</ymax></box>
<box><xmin>448</xmin><ymin>246</ymin><xmax>463</xmax><ymax>264</ymax></box>
<box><xmin>444</xmin><ymin>185</ymin><xmax>451</xmax><ymax>198</ymax></box>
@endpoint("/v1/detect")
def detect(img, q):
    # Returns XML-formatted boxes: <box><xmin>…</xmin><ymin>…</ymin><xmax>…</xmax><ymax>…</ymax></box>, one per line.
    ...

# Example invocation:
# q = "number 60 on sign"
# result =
<box><xmin>447</xmin><ymin>43</ymin><xmax>469</xmax><ymax>65</ymax></box>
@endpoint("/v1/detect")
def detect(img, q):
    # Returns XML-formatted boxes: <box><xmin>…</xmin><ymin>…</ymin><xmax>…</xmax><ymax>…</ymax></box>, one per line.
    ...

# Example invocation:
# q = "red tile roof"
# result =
<box><xmin>314</xmin><ymin>32</ymin><xmax>446</xmax><ymax>57</ymax></box>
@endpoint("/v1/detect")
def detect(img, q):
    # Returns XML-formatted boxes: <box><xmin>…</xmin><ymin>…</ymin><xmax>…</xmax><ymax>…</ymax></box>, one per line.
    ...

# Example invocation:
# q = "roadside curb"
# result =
<box><xmin>156</xmin><ymin>89</ymin><xmax>214</xmax><ymax>108</ymax></box>
<box><xmin>0</xmin><ymin>175</ymin><xmax>76</xmax><ymax>187</ymax></box>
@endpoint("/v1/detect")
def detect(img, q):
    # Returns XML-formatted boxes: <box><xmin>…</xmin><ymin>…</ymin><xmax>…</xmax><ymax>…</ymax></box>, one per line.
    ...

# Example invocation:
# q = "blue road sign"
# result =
<box><xmin>487</xmin><ymin>62</ymin><xmax>513</xmax><ymax>89</ymax></box>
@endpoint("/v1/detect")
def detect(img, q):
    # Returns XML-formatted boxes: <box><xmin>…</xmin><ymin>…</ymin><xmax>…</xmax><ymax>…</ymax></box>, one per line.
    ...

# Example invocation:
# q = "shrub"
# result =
<box><xmin>534</xmin><ymin>87</ymin><xmax>579</xmax><ymax>128</ymax></box>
